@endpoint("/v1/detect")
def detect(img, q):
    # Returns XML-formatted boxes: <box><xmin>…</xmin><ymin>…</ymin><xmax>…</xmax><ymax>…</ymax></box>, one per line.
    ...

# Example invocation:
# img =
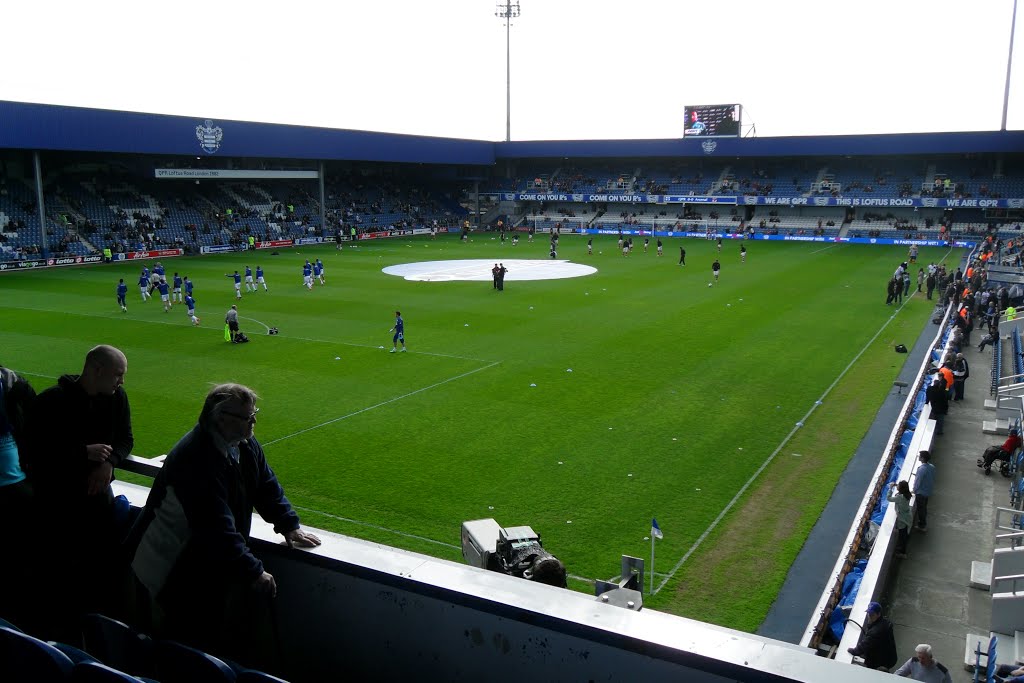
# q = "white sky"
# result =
<box><xmin>3</xmin><ymin>0</ymin><xmax>1021</xmax><ymax>141</ymax></box>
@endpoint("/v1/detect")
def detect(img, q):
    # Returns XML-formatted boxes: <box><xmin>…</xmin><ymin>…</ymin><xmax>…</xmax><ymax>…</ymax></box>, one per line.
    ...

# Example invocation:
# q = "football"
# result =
<box><xmin>708</xmin><ymin>282</ymin><xmax>713</xmax><ymax>287</ymax></box>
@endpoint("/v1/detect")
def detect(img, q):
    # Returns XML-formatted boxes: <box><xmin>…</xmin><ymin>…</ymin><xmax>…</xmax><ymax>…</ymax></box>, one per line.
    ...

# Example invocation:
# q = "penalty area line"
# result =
<box><xmin>292</xmin><ymin>505</ymin><xmax>461</xmax><ymax>550</ymax></box>
<box><xmin>238</xmin><ymin>315</ymin><xmax>271</xmax><ymax>333</ymax></box>
<box><xmin>261</xmin><ymin>361</ymin><xmax>501</xmax><ymax>447</ymax></box>
<box><xmin>653</xmin><ymin>290</ymin><xmax>924</xmax><ymax>595</ymax></box>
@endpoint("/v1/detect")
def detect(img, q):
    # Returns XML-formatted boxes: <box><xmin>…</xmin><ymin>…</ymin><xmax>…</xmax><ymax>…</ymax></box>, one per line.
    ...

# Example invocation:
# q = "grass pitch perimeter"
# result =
<box><xmin>0</xmin><ymin>235</ymin><xmax>954</xmax><ymax>630</ymax></box>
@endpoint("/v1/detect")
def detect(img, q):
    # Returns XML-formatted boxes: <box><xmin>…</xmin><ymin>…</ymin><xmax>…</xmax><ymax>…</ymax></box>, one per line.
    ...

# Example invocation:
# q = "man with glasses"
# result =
<box><xmin>129</xmin><ymin>383</ymin><xmax>320</xmax><ymax>667</ymax></box>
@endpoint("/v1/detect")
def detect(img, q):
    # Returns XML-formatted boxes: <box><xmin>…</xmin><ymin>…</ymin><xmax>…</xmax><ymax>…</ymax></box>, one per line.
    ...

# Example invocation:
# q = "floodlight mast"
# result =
<box><xmin>1002</xmin><ymin>0</ymin><xmax>1018</xmax><ymax>131</ymax></box>
<box><xmin>495</xmin><ymin>1</ymin><xmax>521</xmax><ymax>142</ymax></box>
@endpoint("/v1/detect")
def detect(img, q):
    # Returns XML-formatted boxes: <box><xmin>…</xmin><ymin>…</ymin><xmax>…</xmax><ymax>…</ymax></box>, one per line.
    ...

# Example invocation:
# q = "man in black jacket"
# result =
<box><xmin>926</xmin><ymin>374</ymin><xmax>949</xmax><ymax>436</ymax></box>
<box><xmin>129</xmin><ymin>382</ymin><xmax>320</xmax><ymax>667</ymax></box>
<box><xmin>847</xmin><ymin>601</ymin><xmax>898</xmax><ymax>671</ymax></box>
<box><xmin>23</xmin><ymin>344</ymin><xmax>133</xmax><ymax>639</ymax></box>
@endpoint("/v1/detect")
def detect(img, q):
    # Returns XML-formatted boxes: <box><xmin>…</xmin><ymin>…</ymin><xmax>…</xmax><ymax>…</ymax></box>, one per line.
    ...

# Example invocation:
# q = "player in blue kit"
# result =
<box><xmin>302</xmin><ymin>261</ymin><xmax>313</xmax><ymax>290</ymax></box>
<box><xmin>244</xmin><ymin>265</ymin><xmax>255</xmax><ymax>292</ymax></box>
<box><xmin>116</xmin><ymin>278</ymin><xmax>128</xmax><ymax>312</ymax></box>
<box><xmin>172</xmin><ymin>273</ymin><xmax>183</xmax><ymax>302</ymax></box>
<box><xmin>255</xmin><ymin>266</ymin><xmax>267</xmax><ymax>291</ymax></box>
<box><xmin>184</xmin><ymin>293</ymin><xmax>200</xmax><ymax>326</ymax></box>
<box><xmin>138</xmin><ymin>272</ymin><xmax>151</xmax><ymax>301</ymax></box>
<box><xmin>315</xmin><ymin>258</ymin><xmax>325</xmax><ymax>285</ymax></box>
<box><xmin>157</xmin><ymin>279</ymin><xmax>171</xmax><ymax>312</ymax></box>
<box><xmin>183</xmin><ymin>276</ymin><xmax>194</xmax><ymax>298</ymax></box>
<box><xmin>389</xmin><ymin>311</ymin><xmax>407</xmax><ymax>353</ymax></box>
<box><xmin>225</xmin><ymin>270</ymin><xmax>242</xmax><ymax>299</ymax></box>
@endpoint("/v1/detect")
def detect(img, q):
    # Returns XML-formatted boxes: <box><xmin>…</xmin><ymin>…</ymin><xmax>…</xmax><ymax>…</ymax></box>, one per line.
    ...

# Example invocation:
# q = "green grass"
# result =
<box><xmin>0</xmin><ymin>234</ymin><xmax>955</xmax><ymax>629</ymax></box>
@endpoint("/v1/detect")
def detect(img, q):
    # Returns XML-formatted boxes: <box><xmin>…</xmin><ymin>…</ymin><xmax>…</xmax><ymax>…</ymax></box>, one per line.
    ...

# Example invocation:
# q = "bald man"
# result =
<box><xmin>23</xmin><ymin>345</ymin><xmax>134</xmax><ymax>638</ymax></box>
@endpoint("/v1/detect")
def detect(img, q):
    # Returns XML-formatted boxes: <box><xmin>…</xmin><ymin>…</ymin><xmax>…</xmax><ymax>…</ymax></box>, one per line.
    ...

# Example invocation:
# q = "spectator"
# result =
<box><xmin>925</xmin><ymin>375</ymin><xmax>949</xmax><ymax>436</ymax></box>
<box><xmin>894</xmin><ymin>643</ymin><xmax>952</xmax><ymax>682</ymax></box>
<box><xmin>952</xmin><ymin>353</ymin><xmax>970</xmax><ymax>400</ymax></box>
<box><xmin>22</xmin><ymin>345</ymin><xmax>133</xmax><ymax>640</ymax></box>
<box><xmin>846</xmin><ymin>601</ymin><xmax>897</xmax><ymax>671</ymax></box>
<box><xmin>0</xmin><ymin>366</ymin><xmax>37</xmax><ymax>624</ymax></box>
<box><xmin>992</xmin><ymin>662</ymin><xmax>1024</xmax><ymax>682</ymax></box>
<box><xmin>978</xmin><ymin>428</ymin><xmax>1022</xmax><ymax>474</ymax></box>
<box><xmin>887</xmin><ymin>480</ymin><xmax>913</xmax><ymax>559</ymax></box>
<box><xmin>912</xmin><ymin>451</ymin><xmax>935</xmax><ymax>532</ymax></box>
<box><xmin>128</xmin><ymin>383</ymin><xmax>321</xmax><ymax>668</ymax></box>
<box><xmin>977</xmin><ymin>326</ymin><xmax>999</xmax><ymax>352</ymax></box>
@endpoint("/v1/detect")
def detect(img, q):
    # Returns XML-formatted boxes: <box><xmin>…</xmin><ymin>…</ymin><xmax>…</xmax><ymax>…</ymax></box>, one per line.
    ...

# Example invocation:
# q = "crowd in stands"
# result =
<box><xmin>0</xmin><ymin>167</ymin><xmax>469</xmax><ymax>261</ymax></box>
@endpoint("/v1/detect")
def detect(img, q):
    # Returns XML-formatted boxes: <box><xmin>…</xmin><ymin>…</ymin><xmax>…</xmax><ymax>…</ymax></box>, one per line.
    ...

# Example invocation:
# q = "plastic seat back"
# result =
<box><xmin>81</xmin><ymin>613</ymin><xmax>154</xmax><ymax>678</ymax></box>
<box><xmin>154</xmin><ymin>639</ymin><xmax>236</xmax><ymax>683</ymax></box>
<box><xmin>0</xmin><ymin>625</ymin><xmax>75</xmax><ymax>682</ymax></box>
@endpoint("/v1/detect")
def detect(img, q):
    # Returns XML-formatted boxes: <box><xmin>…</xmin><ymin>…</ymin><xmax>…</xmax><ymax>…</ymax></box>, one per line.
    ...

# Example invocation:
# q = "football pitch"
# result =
<box><xmin>0</xmin><ymin>235</ymin><xmax>955</xmax><ymax>630</ymax></box>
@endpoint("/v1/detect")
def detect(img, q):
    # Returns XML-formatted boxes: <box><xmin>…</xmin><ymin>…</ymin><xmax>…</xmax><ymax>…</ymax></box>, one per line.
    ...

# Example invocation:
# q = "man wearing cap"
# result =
<box><xmin>847</xmin><ymin>601</ymin><xmax>897</xmax><ymax>671</ymax></box>
<box><xmin>894</xmin><ymin>643</ymin><xmax>952</xmax><ymax>682</ymax></box>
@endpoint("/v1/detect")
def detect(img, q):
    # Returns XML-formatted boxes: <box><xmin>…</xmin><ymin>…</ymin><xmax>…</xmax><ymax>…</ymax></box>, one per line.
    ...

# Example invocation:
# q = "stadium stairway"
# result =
<box><xmin>761</xmin><ymin>280</ymin><xmax>1009</xmax><ymax>682</ymax></box>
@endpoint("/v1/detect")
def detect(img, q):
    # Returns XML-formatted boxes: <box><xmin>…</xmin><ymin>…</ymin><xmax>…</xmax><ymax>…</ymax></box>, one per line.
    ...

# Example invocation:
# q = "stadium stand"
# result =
<box><xmin>4</xmin><ymin>100</ymin><xmax>1024</xmax><ymax>680</ymax></box>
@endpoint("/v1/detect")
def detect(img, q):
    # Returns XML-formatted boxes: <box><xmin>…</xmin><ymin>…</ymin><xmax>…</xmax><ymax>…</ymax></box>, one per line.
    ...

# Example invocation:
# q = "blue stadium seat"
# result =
<box><xmin>237</xmin><ymin>670</ymin><xmax>291</xmax><ymax>683</ymax></box>
<box><xmin>81</xmin><ymin>613</ymin><xmax>154</xmax><ymax>679</ymax></box>
<box><xmin>70</xmin><ymin>661</ymin><xmax>152</xmax><ymax>682</ymax></box>
<box><xmin>0</xmin><ymin>625</ymin><xmax>75</xmax><ymax>682</ymax></box>
<box><xmin>0</xmin><ymin>615</ymin><xmax>23</xmax><ymax>631</ymax></box>
<box><xmin>49</xmin><ymin>640</ymin><xmax>102</xmax><ymax>664</ymax></box>
<box><xmin>154</xmin><ymin>639</ymin><xmax>236</xmax><ymax>683</ymax></box>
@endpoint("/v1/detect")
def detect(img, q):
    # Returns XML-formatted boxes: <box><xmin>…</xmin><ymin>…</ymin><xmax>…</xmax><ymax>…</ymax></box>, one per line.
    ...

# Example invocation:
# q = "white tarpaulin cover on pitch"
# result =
<box><xmin>382</xmin><ymin>259</ymin><xmax>597</xmax><ymax>282</ymax></box>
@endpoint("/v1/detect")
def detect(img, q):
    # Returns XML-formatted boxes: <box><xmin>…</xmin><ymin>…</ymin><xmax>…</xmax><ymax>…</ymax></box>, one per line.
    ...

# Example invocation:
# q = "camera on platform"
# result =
<box><xmin>461</xmin><ymin>518</ymin><xmax>566</xmax><ymax>588</ymax></box>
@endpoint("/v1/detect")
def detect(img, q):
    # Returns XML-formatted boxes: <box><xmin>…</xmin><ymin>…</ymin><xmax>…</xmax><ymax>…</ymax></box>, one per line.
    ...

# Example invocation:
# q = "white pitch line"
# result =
<box><xmin>261</xmin><ymin>361</ymin><xmax>501</xmax><ymax>447</ymax></box>
<box><xmin>292</xmin><ymin>505</ymin><xmax>461</xmax><ymax>550</ymax></box>
<box><xmin>653</xmin><ymin>289</ymin><xmax>927</xmax><ymax>594</ymax></box>
<box><xmin>0</xmin><ymin>303</ymin><xmax>496</xmax><ymax>363</ymax></box>
<box><xmin>809</xmin><ymin>244</ymin><xmax>839</xmax><ymax>254</ymax></box>
<box><xmin>283</xmin><ymin>333</ymin><xmax>495</xmax><ymax>363</ymax></box>
<box><xmin>10</xmin><ymin>370</ymin><xmax>58</xmax><ymax>380</ymax></box>
<box><xmin>238</xmin><ymin>315</ymin><xmax>271</xmax><ymax>333</ymax></box>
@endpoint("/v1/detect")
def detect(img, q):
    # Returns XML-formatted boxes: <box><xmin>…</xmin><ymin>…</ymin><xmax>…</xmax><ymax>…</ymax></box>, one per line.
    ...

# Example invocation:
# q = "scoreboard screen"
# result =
<box><xmin>683</xmin><ymin>104</ymin><xmax>741</xmax><ymax>138</ymax></box>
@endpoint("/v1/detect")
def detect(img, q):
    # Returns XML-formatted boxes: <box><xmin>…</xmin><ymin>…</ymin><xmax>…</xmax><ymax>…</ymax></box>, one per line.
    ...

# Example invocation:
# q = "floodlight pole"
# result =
<box><xmin>495</xmin><ymin>1</ymin><xmax>521</xmax><ymax>142</ymax></box>
<box><xmin>1002</xmin><ymin>0</ymin><xmax>1018</xmax><ymax>131</ymax></box>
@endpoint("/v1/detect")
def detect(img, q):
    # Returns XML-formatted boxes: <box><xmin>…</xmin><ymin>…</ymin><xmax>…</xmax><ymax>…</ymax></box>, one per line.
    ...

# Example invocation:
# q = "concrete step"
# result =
<box><xmin>971</xmin><ymin>561</ymin><xmax>992</xmax><ymax>591</ymax></box>
<box><xmin>984</xmin><ymin>419</ymin><xmax>1011</xmax><ymax>435</ymax></box>
<box><xmin>986</xmin><ymin>399</ymin><xmax>998</xmax><ymax>410</ymax></box>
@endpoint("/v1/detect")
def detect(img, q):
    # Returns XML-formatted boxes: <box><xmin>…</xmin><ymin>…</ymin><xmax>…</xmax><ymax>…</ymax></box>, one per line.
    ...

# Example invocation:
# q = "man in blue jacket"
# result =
<box><xmin>129</xmin><ymin>382</ymin><xmax>320</xmax><ymax>665</ymax></box>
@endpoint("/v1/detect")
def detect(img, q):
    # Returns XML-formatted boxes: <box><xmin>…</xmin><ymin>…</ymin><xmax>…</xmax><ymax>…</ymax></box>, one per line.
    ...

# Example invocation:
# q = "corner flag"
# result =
<box><xmin>651</xmin><ymin>518</ymin><xmax>663</xmax><ymax>540</ymax></box>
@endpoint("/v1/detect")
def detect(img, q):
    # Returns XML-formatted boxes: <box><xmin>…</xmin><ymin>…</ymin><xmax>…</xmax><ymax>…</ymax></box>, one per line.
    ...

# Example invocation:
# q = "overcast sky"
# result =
<box><xmin>3</xmin><ymin>0</ymin><xmax>1021</xmax><ymax>141</ymax></box>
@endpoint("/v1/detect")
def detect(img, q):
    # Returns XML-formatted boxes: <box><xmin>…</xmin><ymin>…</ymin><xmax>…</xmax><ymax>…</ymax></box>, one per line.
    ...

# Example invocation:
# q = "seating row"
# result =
<box><xmin>0</xmin><ymin>614</ymin><xmax>287</xmax><ymax>683</ymax></box>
